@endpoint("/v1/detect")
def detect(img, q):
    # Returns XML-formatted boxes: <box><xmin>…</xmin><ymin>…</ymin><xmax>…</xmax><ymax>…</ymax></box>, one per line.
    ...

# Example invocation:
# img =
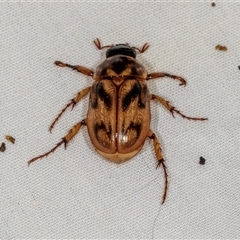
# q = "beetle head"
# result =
<box><xmin>106</xmin><ymin>44</ymin><xmax>137</xmax><ymax>59</ymax></box>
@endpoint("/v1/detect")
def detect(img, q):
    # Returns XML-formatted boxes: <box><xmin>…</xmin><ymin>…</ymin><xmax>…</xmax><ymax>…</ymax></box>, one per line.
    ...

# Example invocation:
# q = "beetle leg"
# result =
<box><xmin>28</xmin><ymin>120</ymin><xmax>86</xmax><ymax>166</ymax></box>
<box><xmin>55</xmin><ymin>61</ymin><xmax>94</xmax><ymax>76</ymax></box>
<box><xmin>93</xmin><ymin>38</ymin><xmax>113</xmax><ymax>50</ymax></box>
<box><xmin>49</xmin><ymin>87</ymin><xmax>91</xmax><ymax>132</ymax></box>
<box><xmin>148</xmin><ymin>130</ymin><xmax>168</xmax><ymax>204</ymax></box>
<box><xmin>147</xmin><ymin>72</ymin><xmax>187</xmax><ymax>86</ymax></box>
<box><xmin>150</xmin><ymin>94</ymin><xmax>208</xmax><ymax>121</ymax></box>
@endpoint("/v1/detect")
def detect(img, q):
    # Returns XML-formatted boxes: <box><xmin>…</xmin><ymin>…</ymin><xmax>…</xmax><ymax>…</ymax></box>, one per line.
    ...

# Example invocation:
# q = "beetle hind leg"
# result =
<box><xmin>49</xmin><ymin>87</ymin><xmax>91</xmax><ymax>132</ymax></box>
<box><xmin>150</xmin><ymin>94</ymin><xmax>208</xmax><ymax>121</ymax></box>
<box><xmin>28</xmin><ymin>119</ymin><xmax>86</xmax><ymax>166</ymax></box>
<box><xmin>148</xmin><ymin>130</ymin><xmax>168</xmax><ymax>204</ymax></box>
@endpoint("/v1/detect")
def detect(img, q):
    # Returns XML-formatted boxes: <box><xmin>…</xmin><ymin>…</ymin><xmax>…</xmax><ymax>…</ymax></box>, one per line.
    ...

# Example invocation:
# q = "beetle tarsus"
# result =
<box><xmin>28</xmin><ymin>140</ymin><xmax>65</xmax><ymax>166</ymax></box>
<box><xmin>49</xmin><ymin>87</ymin><xmax>91</xmax><ymax>132</ymax></box>
<box><xmin>158</xmin><ymin>159</ymin><xmax>168</xmax><ymax>205</ymax></box>
<box><xmin>150</xmin><ymin>94</ymin><xmax>208</xmax><ymax>121</ymax></box>
<box><xmin>156</xmin><ymin>158</ymin><xmax>168</xmax><ymax>204</ymax></box>
<box><xmin>63</xmin><ymin>139</ymin><xmax>67</xmax><ymax>149</ymax></box>
<box><xmin>170</xmin><ymin>108</ymin><xmax>208</xmax><ymax>121</ymax></box>
<box><xmin>71</xmin><ymin>101</ymin><xmax>76</xmax><ymax>110</ymax></box>
<box><xmin>49</xmin><ymin>101</ymin><xmax>74</xmax><ymax>133</ymax></box>
<box><xmin>55</xmin><ymin>61</ymin><xmax>66</xmax><ymax>67</ymax></box>
<box><xmin>170</xmin><ymin>110</ymin><xmax>176</xmax><ymax>118</ymax></box>
<box><xmin>156</xmin><ymin>159</ymin><xmax>164</xmax><ymax>169</ymax></box>
<box><xmin>147</xmin><ymin>72</ymin><xmax>187</xmax><ymax>87</ymax></box>
<box><xmin>29</xmin><ymin>120</ymin><xmax>86</xmax><ymax>166</ymax></box>
<box><xmin>148</xmin><ymin>130</ymin><xmax>168</xmax><ymax>204</ymax></box>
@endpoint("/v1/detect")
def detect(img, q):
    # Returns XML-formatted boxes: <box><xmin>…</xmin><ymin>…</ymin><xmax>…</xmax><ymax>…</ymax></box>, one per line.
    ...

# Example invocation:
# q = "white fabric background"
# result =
<box><xmin>1</xmin><ymin>2</ymin><xmax>240</xmax><ymax>239</ymax></box>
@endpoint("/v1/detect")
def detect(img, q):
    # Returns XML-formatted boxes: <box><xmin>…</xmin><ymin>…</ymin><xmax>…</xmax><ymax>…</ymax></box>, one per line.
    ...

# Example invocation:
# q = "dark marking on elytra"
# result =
<box><xmin>122</xmin><ymin>82</ymin><xmax>147</xmax><ymax>111</ymax></box>
<box><xmin>91</xmin><ymin>82</ymin><xmax>112</xmax><ymax>110</ymax></box>
<box><xmin>122</xmin><ymin>82</ymin><xmax>140</xmax><ymax>111</ymax></box>
<box><xmin>128</xmin><ymin>121</ymin><xmax>141</xmax><ymax>138</ymax></box>
<box><xmin>94</xmin><ymin>122</ymin><xmax>112</xmax><ymax>147</ymax></box>
<box><xmin>138</xmin><ymin>84</ymin><xmax>148</xmax><ymax>109</ymax></box>
<box><xmin>90</xmin><ymin>83</ymin><xmax>98</xmax><ymax>109</ymax></box>
<box><xmin>121</xmin><ymin>121</ymin><xmax>142</xmax><ymax>147</ymax></box>
<box><xmin>97</xmin><ymin>82</ymin><xmax>112</xmax><ymax>110</ymax></box>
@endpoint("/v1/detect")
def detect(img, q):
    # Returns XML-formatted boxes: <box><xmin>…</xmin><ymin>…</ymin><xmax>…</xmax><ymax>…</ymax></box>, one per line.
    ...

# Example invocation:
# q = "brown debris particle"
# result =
<box><xmin>0</xmin><ymin>142</ymin><xmax>6</xmax><ymax>152</ymax></box>
<box><xmin>215</xmin><ymin>44</ymin><xmax>227</xmax><ymax>51</ymax></box>
<box><xmin>5</xmin><ymin>135</ymin><xmax>15</xmax><ymax>144</ymax></box>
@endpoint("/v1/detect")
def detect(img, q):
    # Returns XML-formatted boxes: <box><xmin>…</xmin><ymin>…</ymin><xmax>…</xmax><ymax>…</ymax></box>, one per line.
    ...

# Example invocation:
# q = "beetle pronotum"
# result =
<box><xmin>29</xmin><ymin>39</ymin><xmax>207</xmax><ymax>204</ymax></box>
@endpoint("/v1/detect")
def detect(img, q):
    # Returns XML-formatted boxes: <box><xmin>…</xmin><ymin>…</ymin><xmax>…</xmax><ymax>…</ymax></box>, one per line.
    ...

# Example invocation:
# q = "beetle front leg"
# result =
<box><xmin>147</xmin><ymin>72</ymin><xmax>187</xmax><ymax>86</ymax></box>
<box><xmin>28</xmin><ymin>119</ymin><xmax>86</xmax><ymax>166</ymax></box>
<box><xmin>55</xmin><ymin>61</ymin><xmax>94</xmax><ymax>76</ymax></box>
<box><xmin>148</xmin><ymin>130</ymin><xmax>168</xmax><ymax>204</ymax></box>
<box><xmin>150</xmin><ymin>94</ymin><xmax>208</xmax><ymax>121</ymax></box>
<box><xmin>49</xmin><ymin>87</ymin><xmax>91</xmax><ymax>132</ymax></box>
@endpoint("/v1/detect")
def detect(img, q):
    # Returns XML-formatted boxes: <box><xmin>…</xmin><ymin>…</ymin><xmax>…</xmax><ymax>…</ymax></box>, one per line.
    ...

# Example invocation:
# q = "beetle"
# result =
<box><xmin>28</xmin><ymin>38</ymin><xmax>208</xmax><ymax>204</ymax></box>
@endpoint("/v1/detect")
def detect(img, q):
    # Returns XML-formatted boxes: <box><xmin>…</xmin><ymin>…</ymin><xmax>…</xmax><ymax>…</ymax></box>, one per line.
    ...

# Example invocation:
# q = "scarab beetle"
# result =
<box><xmin>28</xmin><ymin>38</ymin><xmax>207</xmax><ymax>204</ymax></box>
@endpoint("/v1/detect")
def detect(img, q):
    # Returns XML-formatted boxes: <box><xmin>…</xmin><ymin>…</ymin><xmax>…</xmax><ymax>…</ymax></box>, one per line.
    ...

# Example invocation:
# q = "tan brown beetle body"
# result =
<box><xmin>28</xmin><ymin>39</ymin><xmax>207</xmax><ymax>204</ymax></box>
<box><xmin>88</xmin><ymin>55</ymin><xmax>150</xmax><ymax>163</ymax></box>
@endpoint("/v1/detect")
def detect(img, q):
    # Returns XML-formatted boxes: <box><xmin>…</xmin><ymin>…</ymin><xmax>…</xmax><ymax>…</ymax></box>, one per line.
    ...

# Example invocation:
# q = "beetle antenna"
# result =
<box><xmin>132</xmin><ymin>43</ymin><xmax>150</xmax><ymax>53</ymax></box>
<box><xmin>93</xmin><ymin>38</ymin><xmax>113</xmax><ymax>50</ymax></box>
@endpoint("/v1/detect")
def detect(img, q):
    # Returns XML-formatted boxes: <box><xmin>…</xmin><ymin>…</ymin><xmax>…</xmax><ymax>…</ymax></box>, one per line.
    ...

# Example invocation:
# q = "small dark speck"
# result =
<box><xmin>211</xmin><ymin>2</ymin><xmax>216</xmax><ymax>7</ymax></box>
<box><xmin>199</xmin><ymin>156</ymin><xmax>206</xmax><ymax>165</ymax></box>
<box><xmin>238</xmin><ymin>66</ymin><xmax>240</xmax><ymax>70</ymax></box>
<box><xmin>0</xmin><ymin>142</ymin><xmax>6</xmax><ymax>152</ymax></box>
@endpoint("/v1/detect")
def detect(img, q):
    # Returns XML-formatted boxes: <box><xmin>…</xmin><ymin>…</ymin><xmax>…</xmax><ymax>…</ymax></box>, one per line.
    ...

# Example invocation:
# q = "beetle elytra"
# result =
<box><xmin>28</xmin><ymin>38</ymin><xmax>207</xmax><ymax>204</ymax></box>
